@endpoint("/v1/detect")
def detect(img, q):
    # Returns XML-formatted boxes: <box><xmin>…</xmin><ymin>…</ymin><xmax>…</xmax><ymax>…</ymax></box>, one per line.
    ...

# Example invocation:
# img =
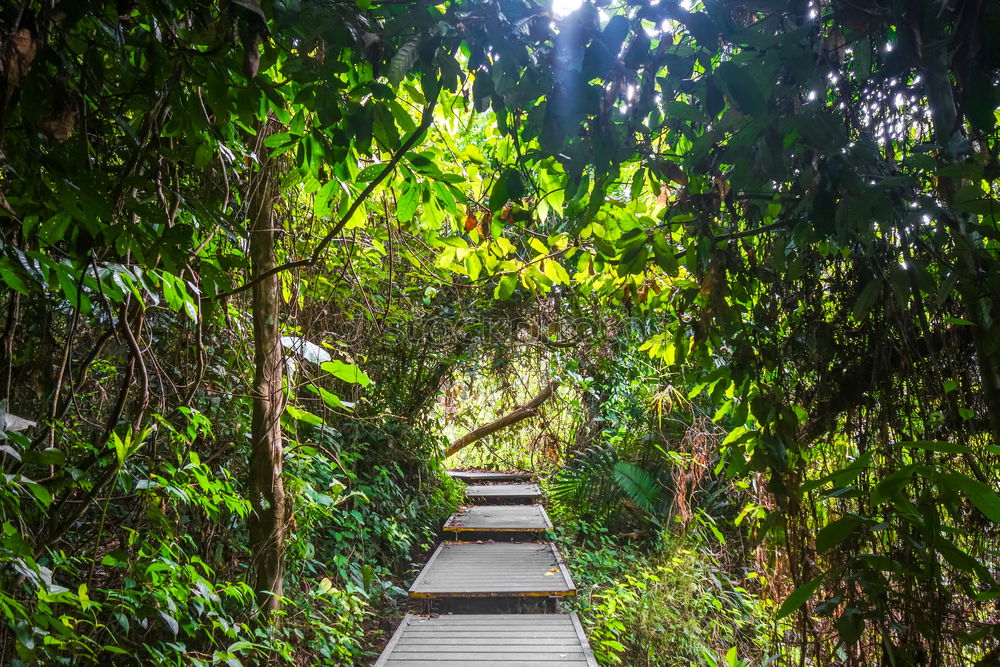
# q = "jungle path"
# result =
<box><xmin>373</xmin><ymin>470</ymin><xmax>598</xmax><ymax>666</ymax></box>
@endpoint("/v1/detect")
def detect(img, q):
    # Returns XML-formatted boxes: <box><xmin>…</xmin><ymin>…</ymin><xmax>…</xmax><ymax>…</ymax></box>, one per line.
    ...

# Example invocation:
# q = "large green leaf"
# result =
<box><xmin>285</xmin><ymin>404</ymin><xmax>323</xmax><ymax>426</ymax></box>
<box><xmin>321</xmin><ymin>360</ymin><xmax>372</xmax><ymax>387</ymax></box>
<box><xmin>901</xmin><ymin>440</ymin><xmax>971</xmax><ymax>454</ymax></box>
<box><xmin>937</xmin><ymin>473</ymin><xmax>1000</xmax><ymax>524</ymax></box>
<box><xmin>388</xmin><ymin>38</ymin><xmax>421</xmax><ymax>87</ymax></box>
<box><xmin>715</xmin><ymin>62</ymin><xmax>766</xmax><ymax>117</ymax></box>
<box><xmin>851</xmin><ymin>278</ymin><xmax>882</xmax><ymax>321</ymax></box>
<box><xmin>396</xmin><ymin>182</ymin><xmax>421</xmax><ymax>222</ymax></box>
<box><xmin>776</xmin><ymin>574</ymin><xmax>824</xmax><ymax>619</ymax></box>
<box><xmin>488</xmin><ymin>169</ymin><xmax>524</xmax><ymax>211</ymax></box>
<box><xmin>816</xmin><ymin>516</ymin><xmax>863</xmax><ymax>553</ymax></box>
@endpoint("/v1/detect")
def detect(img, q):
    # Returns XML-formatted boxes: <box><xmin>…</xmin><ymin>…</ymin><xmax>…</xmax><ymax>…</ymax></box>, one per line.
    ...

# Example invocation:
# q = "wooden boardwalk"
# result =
<box><xmin>375</xmin><ymin>469</ymin><xmax>595</xmax><ymax>665</ymax></box>
<box><xmin>373</xmin><ymin>614</ymin><xmax>598</xmax><ymax>666</ymax></box>
<box><xmin>408</xmin><ymin>542</ymin><xmax>574</xmax><ymax>598</ymax></box>
<box><xmin>446</xmin><ymin>469</ymin><xmax>534</xmax><ymax>483</ymax></box>
<box><xmin>464</xmin><ymin>482</ymin><xmax>542</xmax><ymax>502</ymax></box>
<box><xmin>443</xmin><ymin>504</ymin><xmax>553</xmax><ymax>536</ymax></box>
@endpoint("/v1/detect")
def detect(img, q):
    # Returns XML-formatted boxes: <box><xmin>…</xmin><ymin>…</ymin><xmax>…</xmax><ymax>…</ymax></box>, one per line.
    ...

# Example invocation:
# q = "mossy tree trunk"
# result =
<box><xmin>247</xmin><ymin>119</ymin><xmax>286</xmax><ymax>616</ymax></box>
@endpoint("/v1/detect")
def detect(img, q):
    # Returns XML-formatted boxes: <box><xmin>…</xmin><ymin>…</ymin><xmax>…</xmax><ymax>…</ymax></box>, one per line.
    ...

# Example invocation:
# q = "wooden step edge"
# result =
<box><xmin>406</xmin><ymin>542</ymin><xmax>577</xmax><ymax>598</ymax></box>
<box><xmin>373</xmin><ymin>613</ymin><xmax>598</xmax><ymax>667</ymax></box>
<box><xmin>442</xmin><ymin>505</ymin><xmax>554</xmax><ymax>533</ymax></box>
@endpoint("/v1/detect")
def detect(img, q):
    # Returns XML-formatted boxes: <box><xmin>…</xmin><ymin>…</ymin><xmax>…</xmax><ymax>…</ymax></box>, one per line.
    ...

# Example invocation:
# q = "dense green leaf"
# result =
<box><xmin>901</xmin><ymin>440</ymin><xmax>971</xmax><ymax>454</ymax></box>
<box><xmin>285</xmin><ymin>405</ymin><xmax>324</xmax><ymax>426</ymax></box>
<box><xmin>388</xmin><ymin>38</ymin><xmax>421</xmax><ymax>87</ymax></box>
<box><xmin>776</xmin><ymin>575</ymin><xmax>824</xmax><ymax>619</ymax></box>
<box><xmin>816</xmin><ymin>516</ymin><xmax>863</xmax><ymax>553</ymax></box>
<box><xmin>321</xmin><ymin>360</ymin><xmax>372</xmax><ymax>387</ymax></box>
<box><xmin>937</xmin><ymin>473</ymin><xmax>1000</xmax><ymax>524</ymax></box>
<box><xmin>716</xmin><ymin>62</ymin><xmax>766</xmax><ymax>116</ymax></box>
<box><xmin>396</xmin><ymin>182</ymin><xmax>421</xmax><ymax>222</ymax></box>
<box><xmin>851</xmin><ymin>278</ymin><xmax>882</xmax><ymax>321</ymax></box>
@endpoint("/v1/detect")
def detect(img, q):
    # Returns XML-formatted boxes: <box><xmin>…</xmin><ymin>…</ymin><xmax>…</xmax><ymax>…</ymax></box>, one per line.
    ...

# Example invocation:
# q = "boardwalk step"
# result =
<box><xmin>408</xmin><ymin>542</ymin><xmax>575</xmax><ymax>598</ymax></box>
<box><xmin>377</xmin><ymin>466</ymin><xmax>597</xmax><ymax>664</ymax></box>
<box><xmin>443</xmin><ymin>504</ymin><xmax>553</xmax><ymax>537</ymax></box>
<box><xmin>464</xmin><ymin>482</ymin><xmax>542</xmax><ymax>503</ymax></box>
<box><xmin>374</xmin><ymin>613</ymin><xmax>598</xmax><ymax>666</ymax></box>
<box><xmin>447</xmin><ymin>469</ymin><xmax>535</xmax><ymax>483</ymax></box>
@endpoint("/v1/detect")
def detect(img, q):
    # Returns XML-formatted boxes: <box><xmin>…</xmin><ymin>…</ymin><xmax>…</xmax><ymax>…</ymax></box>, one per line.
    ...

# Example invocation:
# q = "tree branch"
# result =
<box><xmin>444</xmin><ymin>381</ymin><xmax>558</xmax><ymax>458</ymax></box>
<box><xmin>217</xmin><ymin>90</ymin><xmax>441</xmax><ymax>299</ymax></box>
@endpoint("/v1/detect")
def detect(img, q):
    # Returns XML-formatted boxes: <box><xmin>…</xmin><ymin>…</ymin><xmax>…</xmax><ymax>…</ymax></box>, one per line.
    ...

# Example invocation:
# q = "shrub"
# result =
<box><xmin>560</xmin><ymin>527</ymin><xmax>768</xmax><ymax>666</ymax></box>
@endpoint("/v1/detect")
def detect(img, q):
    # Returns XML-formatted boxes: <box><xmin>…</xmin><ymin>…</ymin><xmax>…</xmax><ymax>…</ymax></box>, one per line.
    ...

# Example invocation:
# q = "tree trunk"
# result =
<box><xmin>444</xmin><ymin>381</ymin><xmax>558</xmax><ymax>458</ymax></box>
<box><xmin>918</xmin><ymin>28</ymin><xmax>1000</xmax><ymax>437</ymax></box>
<box><xmin>248</xmin><ymin>119</ymin><xmax>286</xmax><ymax>616</ymax></box>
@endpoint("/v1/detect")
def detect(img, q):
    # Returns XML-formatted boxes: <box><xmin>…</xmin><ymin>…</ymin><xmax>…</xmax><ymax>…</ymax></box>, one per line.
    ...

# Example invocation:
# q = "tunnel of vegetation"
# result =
<box><xmin>0</xmin><ymin>0</ymin><xmax>999</xmax><ymax>664</ymax></box>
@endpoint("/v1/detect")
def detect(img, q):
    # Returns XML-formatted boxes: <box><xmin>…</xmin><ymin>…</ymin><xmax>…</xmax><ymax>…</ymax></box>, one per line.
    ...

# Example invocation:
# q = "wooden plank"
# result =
<box><xmin>399</xmin><ymin>637</ymin><xmax>579</xmax><ymax>644</ymax></box>
<box><xmin>382</xmin><ymin>659</ymin><xmax>589</xmax><ymax>665</ymax></box>
<box><xmin>408</xmin><ymin>543</ymin><xmax>575</xmax><ymax>598</ymax></box>
<box><xmin>382</xmin><ymin>662</ymin><xmax>587</xmax><ymax>666</ymax></box>
<box><xmin>373</xmin><ymin>614</ymin><xmax>598</xmax><ymax>666</ymax></box>
<box><xmin>464</xmin><ymin>483</ymin><xmax>542</xmax><ymax>500</ymax></box>
<box><xmin>447</xmin><ymin>470</ymin><xmax>534</xmax><ymax>483</ymax></box>
<box><xmin>570</xmin><ymin>611</ymin><xmax>600</xmax><ymax>666</ymax></box>
<box><xmin>443</xmin><ymin>504</ymin><xmax>553</xmax><ymax>534</ymax></box>
<box><xmin>373</xmin><ymin>611</ymin><xmax>410</xmax><ymax>667</ymax></box>
<box><xmin>407</xmin><ymin>543</ymin><xmax>445</xmax><ymax>595</ymax></box>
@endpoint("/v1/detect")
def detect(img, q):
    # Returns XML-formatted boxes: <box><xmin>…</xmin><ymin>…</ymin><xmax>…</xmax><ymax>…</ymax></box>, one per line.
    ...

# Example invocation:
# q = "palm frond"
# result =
<box><xmin>551</xmin><ymin>443</ymin><xmax>620</xmax><ymax>518</ymax></box>
<box><xmin>613</xmin><ymin>460</ymin><xmax>661</xmax><ymax>515</ymax></box>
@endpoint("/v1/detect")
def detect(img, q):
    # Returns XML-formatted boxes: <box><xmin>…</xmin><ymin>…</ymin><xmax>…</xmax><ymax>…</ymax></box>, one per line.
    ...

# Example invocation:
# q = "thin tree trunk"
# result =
<box><xmin>444</xmin><ymin>381</ymin><xmax>558</xmax><ymax>458</ymax></box>
<box><xmin>919</xmin><ymin>35</ymin><xmax>1000</xmax><ymax>437</ymax></box>
<box><xmin>248</xmin><ymin>119</ymin><xmax>286</xmax><ymax>615</ymax></box>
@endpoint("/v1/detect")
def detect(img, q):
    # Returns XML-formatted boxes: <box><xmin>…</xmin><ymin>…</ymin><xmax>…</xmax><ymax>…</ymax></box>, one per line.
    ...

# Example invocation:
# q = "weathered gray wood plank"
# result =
<box><xmin>408</xmin><ymin>543</ymin><xmax>575</xmax><ymax>597</ymax></box>
<box><xmin>447</xmin><ymin>470</ymin><xmax>534</xmax><ymax>482</ymax></box>
<box><xmin>372</xmin><ymin>614</ymin><xmax>598</xmax><ymax>666</ymax></box>
<box><xmin>444</xmin><ymin>504</ymin><xmax>553</xmax><ymax>534</ymax></box>
<box><xmin>382</xmin><ymin>662</ymin><xmax>587</xmax><ymax>666</ymax></box>
<box><xmin>464</xmin><ymin>482</ymin><xmax>542</xmax><ymax>500</ymax></box>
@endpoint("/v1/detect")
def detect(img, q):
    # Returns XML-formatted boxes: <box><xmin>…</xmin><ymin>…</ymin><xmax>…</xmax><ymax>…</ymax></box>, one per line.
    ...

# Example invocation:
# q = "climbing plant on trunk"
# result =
<box><xmin>247</xmin><ymin>118</ymin><xmax>287</xmax><ymax>615</ymax></box>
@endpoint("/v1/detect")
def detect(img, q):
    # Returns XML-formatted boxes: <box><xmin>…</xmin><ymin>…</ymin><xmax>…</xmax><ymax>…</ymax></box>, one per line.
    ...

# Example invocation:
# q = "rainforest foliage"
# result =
<box><xmin>0</xmin><ymin>0</ymin><xmax>999</xmax><ymax>664</ymax></box>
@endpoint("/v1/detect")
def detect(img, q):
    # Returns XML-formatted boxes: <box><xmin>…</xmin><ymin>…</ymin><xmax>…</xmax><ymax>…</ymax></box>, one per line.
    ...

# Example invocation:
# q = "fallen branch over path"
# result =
<box><xmin>444</xmin><ymin>381</ymin><xmax>558</xmax><ymax>459</ymax></box>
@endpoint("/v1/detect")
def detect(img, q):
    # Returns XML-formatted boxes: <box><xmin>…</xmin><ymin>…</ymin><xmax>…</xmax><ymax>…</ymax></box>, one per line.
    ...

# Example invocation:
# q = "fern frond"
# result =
<box><xmin>613</xmin><ymin>460</ymin><xmax>661</xmax><ymax>515</ymax></box>
<box><xmin>551</xmin><ymin>443</ymin><xmax>620</xmax><ymax>517</ymax></box>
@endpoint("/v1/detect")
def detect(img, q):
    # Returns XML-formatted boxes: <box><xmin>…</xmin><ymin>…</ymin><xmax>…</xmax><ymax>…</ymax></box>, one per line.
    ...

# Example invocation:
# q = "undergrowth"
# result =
<box><xmin>0</xmin><ymin>409</ymin><xmax>463</xmax><ymax>666</ymax></box>
<box><xmin>556</xmin><ymin>520</ymin><xmax>770</xmax><ymax>667</ymax></box>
